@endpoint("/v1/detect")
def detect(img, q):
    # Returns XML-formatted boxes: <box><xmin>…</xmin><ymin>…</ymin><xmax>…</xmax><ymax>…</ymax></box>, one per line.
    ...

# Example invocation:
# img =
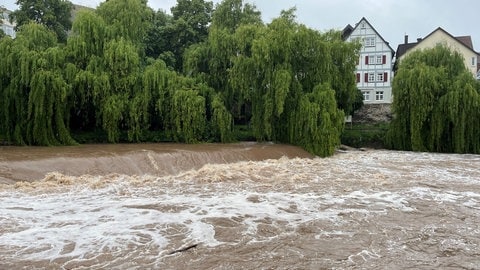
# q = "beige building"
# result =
<box><xmin>396</xmin><ymin>27</ymin><xmax>479</xmax><ymax>77</ymax></box>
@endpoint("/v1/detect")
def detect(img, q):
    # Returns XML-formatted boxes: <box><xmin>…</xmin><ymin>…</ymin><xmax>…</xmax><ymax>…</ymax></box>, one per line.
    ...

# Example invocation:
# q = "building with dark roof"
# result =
<box><xmin>343</xmin><ymin>17</ymin><xmax>395</xmax><ymax>105</ymax></box>
<box><xmin>396</xmin><ymin>27</ymin><xmax>479</xmax><ymax>77</ymax></box>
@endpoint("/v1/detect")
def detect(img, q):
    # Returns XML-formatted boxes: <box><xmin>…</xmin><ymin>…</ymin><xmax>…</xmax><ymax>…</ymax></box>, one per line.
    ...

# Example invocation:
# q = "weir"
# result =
<box><xmin>0</xmin><ymin>143</ymin><xmax>313</xmax><ymax>183</ymax></box>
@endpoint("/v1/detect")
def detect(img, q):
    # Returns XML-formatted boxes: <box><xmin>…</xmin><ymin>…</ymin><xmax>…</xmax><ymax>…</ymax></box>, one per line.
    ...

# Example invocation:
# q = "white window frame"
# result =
<box><xmin>376</xmin><ymin>73</ymin><xmax>384</xmax><ymax>82</ymax></box>
<box><xmin>364</xmin><ymin>37</ymin><xmax>376</xmax><ymax>47</ymax></box>
<box><xmin>368</xmin><ymin>55</ymin><xmax>383</xmax><ymax>65</ymax></box>
<box><xmin>368</xmin><ymin>73</ymin><xmax>375</xmax><ymax>82</ymax></box>
<box><xmin>363</xmin><ymin>91</ymin><xmax>370</xmax><ymax>101</ymax></box>
<box><xmin>375</xmin><ymin>91</ymin><xmax>384</xmax><ymax>101</ymax></box>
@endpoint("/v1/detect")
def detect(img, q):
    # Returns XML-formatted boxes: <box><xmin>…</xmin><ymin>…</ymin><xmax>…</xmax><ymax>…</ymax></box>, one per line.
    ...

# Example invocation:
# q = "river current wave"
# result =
<box><xmin>0</xmin><ymin>144</ymin><xmax>479</xmax><ymax>269</ymax></box>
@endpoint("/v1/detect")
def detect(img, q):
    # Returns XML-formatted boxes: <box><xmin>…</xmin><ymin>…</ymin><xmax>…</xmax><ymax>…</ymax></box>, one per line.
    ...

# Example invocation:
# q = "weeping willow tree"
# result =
<box><xmin>172</xmin><ymin>88</ymin><xmax>206</xmax><ymax>143</ymax></box>
<box><xmin>0</xmin><ymin>23</ymin><xmax>76</xmax><ymax>145</ymax></box>
<box><xmin>66</xmin><ymin>4</ymin><xmax>150</xmax><ymax>142</ymax></box>
<box><xmin>387</xmin><ymin>45</ymin><xmax>480</xmax><ymax>153</ymax></box>
<box><xmin>211</xmin><ymin>93</ymin><xmax>234</xmax><ymax>142</ymax></box>
<box><xmin>227</xmin><ymin>9</ymin><xmax>356</xmax><ymax>156</ymax></box>
<box><xmin>289</xmin><ymin>84</ymin><xmax>345</xmax><ymax>156</ymax></box>
<box><xmin>96</xmin><ymin>0</ymin><xmax>153</xmax><ymax>48</ymax></box>
<box><xmin>183</xmin><ymin>0</ymin><xmax>263</xmax><ymax>119</ymax></box>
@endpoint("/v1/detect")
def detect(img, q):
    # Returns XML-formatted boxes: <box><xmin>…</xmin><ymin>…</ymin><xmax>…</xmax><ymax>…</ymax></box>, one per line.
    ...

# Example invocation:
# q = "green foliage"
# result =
<box><xmin>10</xmin><ymin>0</ymin><xmax>73</xmax><ymax>43</ymax></box>
<box><xmin>341</xmin><ymin>123</ymin><xmax>388</xmax><ymax>148</ymax></box>
<box><xmin>68</xmin><ymin>10</ymin><xmax>106</xmax><ymax>66</ymax></box>
<box><xmin>211</xmin><ymin>94</ymin><xmax>234</xmax><ymax>142</ymax></box>
<box><xmin>27</xmin><ymin>70</ymin><xmax>75</xmax><ymax>145</ymax></box>
<box><xmin>211</xmin><ymin>0</ymin><xmax>262</xmax><ymax>31</ymax></box>
<box><xmin>0</xmin><ymin>24</ymin><xmax>75</xmax><ymax>145</ymax></box>
<box><xmin>172</xmin><ymin>89</ymin><xmax>206</xmax><ymax>143</ymax></box>
<box><xmin>387</xmin><ymin>45</ymin><xmax>480</xmax><ymax>153</ymax></box>
<box><xmin>227</xmin><ymin>11</ymin><xmax>355</xmax><ymax>155</ymax></box>
<box><xmin>97</xmin><ymin>0</ymin><xmax>153</xmax><ymax>46</ymax></box>
<box><xmin>145</xmin><ymin>0</ymin><xmax>214</xmax><ymax>71</ymax></box>
<box><xmin>289</xmin><ymin>84</ymin><xmax>345</xmax><ymax>157</ymax></box>
<box><xmin>0</xmin><ymin>0</ymin><xmax>360</xmax><ymax>157</ymax></box>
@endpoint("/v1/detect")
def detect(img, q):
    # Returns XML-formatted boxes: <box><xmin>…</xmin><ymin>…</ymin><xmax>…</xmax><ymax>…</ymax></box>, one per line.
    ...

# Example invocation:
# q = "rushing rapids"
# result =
<box><xmin>0</xmin><ymin>143</ymin><xmax>479</xmax><ymax>269</ymax></box>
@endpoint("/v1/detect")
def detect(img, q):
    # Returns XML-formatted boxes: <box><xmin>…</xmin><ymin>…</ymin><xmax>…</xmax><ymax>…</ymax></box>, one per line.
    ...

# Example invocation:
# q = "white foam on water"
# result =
<box><xmin>0</xmin><ymin>150</ymin><xmax>479</xmax><ymax>268</ymax></box>
<box><xmin>0</xmin><ymin>184</ymin><xmax>427</xmax><ymax>267</ymax></box>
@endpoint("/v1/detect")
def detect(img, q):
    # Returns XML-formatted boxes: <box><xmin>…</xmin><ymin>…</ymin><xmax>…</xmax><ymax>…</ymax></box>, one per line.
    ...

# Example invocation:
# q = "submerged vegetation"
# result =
<box><xmin>0</xmin><ymin>0</ymin><xmax>362</xmax><ymax>157</ymax></box>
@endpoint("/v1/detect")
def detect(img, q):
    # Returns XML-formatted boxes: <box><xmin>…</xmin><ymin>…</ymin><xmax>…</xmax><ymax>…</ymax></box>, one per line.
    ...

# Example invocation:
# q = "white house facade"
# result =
<box><xmin>1</xmin><ymin>8</ymin><xmax>16</xmax><ymax>38</ymax></box>
<box><xmin>343</xmin><ymin>18</ymin><xmax>394</xmax><ymax>104</ymax></box>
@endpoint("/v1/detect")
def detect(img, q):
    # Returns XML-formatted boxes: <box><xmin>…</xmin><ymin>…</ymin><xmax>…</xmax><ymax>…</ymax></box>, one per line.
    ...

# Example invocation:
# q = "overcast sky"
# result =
<box><xmin>2</xmin><ymin>0</ymin><xmax>479</xmax><ymax>54</ymax></box>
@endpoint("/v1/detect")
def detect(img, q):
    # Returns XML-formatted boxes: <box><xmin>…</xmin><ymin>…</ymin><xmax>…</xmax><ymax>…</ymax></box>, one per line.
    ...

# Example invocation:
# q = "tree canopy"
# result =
<box><xmin>0</xmin><ymin>0</ymin><xmax>362</xmax><ymax>157</ymax></box>
<box><xmin>386</xmin><ymin>45</ymin><xmax>480</xmax><ymax>154</ymax></box>
<box><xmin>9</xmin><ymin>0</ymin><xmax>73</xmax><ymax>43</ymax></box>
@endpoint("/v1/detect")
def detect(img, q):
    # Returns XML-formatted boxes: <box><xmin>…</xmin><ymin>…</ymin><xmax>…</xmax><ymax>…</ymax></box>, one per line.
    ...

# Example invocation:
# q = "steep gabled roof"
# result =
<box><xmin>343</xmin><ymin>17</ymin><xmax>395</xmax><ymax>56</ymax></box>
<box><xmin>456</xmin><ymin>36</ymin><xmax>474</xmax><ymax>50</ymax></box>
<box><xmin>397</xmin><ymin>27</ymin><xmax>479</xmax><ymax>59</ymax></box>
<box><xmin>341</xmin><ymin>24</ymin><xmax>353</xmax><ymax>40</ymax></box>
<box><xmin>396</xmin><ymin>42</ymin><xmax>418</xmax><ymax>59</ymax></box>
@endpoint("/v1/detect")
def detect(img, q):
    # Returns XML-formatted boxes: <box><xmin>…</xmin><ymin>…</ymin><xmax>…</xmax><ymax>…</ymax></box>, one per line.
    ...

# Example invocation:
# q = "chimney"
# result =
<box><xmin>404</xmin><ymin>35</ymin><xmax>409</xmax><ymax>44</ymax></box>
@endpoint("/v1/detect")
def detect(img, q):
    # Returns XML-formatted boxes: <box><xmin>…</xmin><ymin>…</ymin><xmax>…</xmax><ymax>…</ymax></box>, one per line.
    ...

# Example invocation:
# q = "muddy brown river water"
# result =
<box><xmin>0</xmin><ymin>143</ymin><xmax>479</xmax><ymax>269</ymax></box>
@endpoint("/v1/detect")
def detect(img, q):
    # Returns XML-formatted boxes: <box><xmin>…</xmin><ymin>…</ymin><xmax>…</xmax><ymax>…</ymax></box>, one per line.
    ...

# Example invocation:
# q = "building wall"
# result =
<box><xmin>401</xmin><ymin>30</ymin><xmax>478</xmax><ymax>76</ymax></box>
<box><xmin>1</xmin><ymin>9</ymin><xmax>16</xmax><ymax>38</ymax></box>
<box><xmin>346</xmin><ymin>19</ymin><xmax>394</xmax><ymax>104</ymax></box>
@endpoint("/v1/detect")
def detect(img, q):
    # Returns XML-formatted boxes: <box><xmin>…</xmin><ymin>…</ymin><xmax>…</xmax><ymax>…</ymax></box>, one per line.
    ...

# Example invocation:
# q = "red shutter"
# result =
<box><xmin>365</xmin><ymin>56</ymin><xmax>369</xmax><ymax>65</ymax></box>
<box><xmin>384</xmin><ymin>72</ymin><xmax>388</xmax><ymax>82</ymax></box>
<box><xmin>365</xmin><ymin>73</ymin><xmax>369</xmax><ymax>82</ymax></box>
<box><xmin>356</xmin><ymin>73</ymin><xmax>360</xmax><ymax>83</ymax></box>
<box><xmin>382</xmin><ymin>55</ymin><xmax>386</xmax><ymax>64</ymax></box>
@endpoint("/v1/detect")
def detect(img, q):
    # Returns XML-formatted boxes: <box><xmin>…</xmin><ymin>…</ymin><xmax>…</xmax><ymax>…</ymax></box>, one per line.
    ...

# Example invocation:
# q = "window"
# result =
<box><xmin>472</xmin><ymin>57</ymin><xmax>476</xmax><ymax>66</ymax></box>
<box><xmin>364</xmin><ymin>37</ymin><xmax>376</xmax><ymax>47</ymax></box>
<box><xmin>363</xmin><ymin>91</ymin><xmax>370</xmax><ymax>101</ymax></box>
<box><xmin>360</xmin><ymin>22</ymin><xmax>366</xmax><ymax>29</ymax></box>
<box><xmin>367</xmin><ymin>55</ymin><xmax>385</xmax><ymax>65</ymax></box>
<box><xmin>376</xmin><ymin>73</ymin><xmax>384</xmax><ymax>82</ymax></box>
<box><xmin>365</xmin><ymin>72</ymin><xmax>388</xmax><ymax>82</ymax></box>
<box><xmin>376</xmin><ymin>91</ymin><xmax>384</xmax><ymax>101</ymax></box>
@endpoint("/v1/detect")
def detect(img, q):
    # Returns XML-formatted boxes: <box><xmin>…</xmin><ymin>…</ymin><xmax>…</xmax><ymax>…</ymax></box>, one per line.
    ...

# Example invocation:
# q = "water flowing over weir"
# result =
<box><xmin>0</xmin><ymin>144</ymin><xmax>480</xmax><ymax>269</ymax></box>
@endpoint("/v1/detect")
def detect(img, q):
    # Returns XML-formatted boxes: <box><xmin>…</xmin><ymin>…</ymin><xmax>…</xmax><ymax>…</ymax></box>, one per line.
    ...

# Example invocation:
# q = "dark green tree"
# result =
<box><xmin>9</xmin><ymin>0</ymin><xmax>73</xmax><ymax>43</ymax></box>
<box><xmin>386</xmin><ymin>45</ymin><xmax>480</xmax><ymax>153</ymax></box>
<box><xmin>145</xmin><ymin>0</ymin><xmax>213</xmax><ymax>71</ymax></box>
<box><xmin>144</xmin><ymin>9</ymin><xmax>172</xmax><ymax>60</ymax></box>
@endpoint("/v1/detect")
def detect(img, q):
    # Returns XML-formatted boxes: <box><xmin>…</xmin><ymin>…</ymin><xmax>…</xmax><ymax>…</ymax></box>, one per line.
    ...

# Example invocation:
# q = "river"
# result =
<box><xmin>0</xmin><ymin>143</ymin><xmax>479</xmax><ymax>269</ymax></box>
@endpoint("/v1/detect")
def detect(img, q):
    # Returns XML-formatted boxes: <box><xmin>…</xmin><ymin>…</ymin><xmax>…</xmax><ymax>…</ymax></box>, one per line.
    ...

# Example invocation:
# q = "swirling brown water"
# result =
<box><xmin>0</xmin><ymin>143</ymin><xmax>479</xmax><ymax>269</ymax></box>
